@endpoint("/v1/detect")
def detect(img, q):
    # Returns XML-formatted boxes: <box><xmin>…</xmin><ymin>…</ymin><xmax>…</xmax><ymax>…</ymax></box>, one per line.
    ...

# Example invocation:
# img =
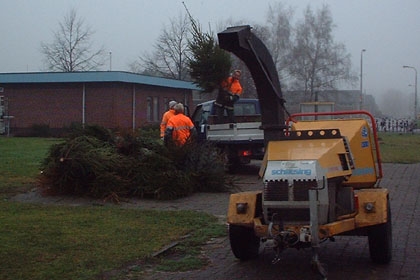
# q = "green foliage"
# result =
<box><xmin>136</xmin><ymin>123</ymin><xmax>160</xmax><ymax>139</ymax></box>
<box><xmin>182</xmin><ymin>141</ymin><xmax>230</xmax><ymax>192</ymax></box>
<box><xmin>40</xmin><ymin>136</ymin><xmax>132</xmax><ymax>198</ymax></box>
<box><xmin>40</xmin><ymin>126</ymin><xmax>232</xmax><ymax>201</ymax></box>
<box><xmin>64</xmin><ymin>123</ymin><xmax>114</xmax><ymax>143</ymax></box>
<box><xmin>30</xmin><ymin>124</ymin><xmax>51</xmax><ymax>137</ymax></box>
<box><xmin>116</xmin><ymin>128</ymin><xmax>164</xmax><ymax>157</ymax></box>
<box><xmin>130</xmin><ymin>152</ymin><xmax>193</xmax><ymax>200</ymax></box>
<box><xmin>187</xmin><ymin>13</ymin><xmax>231</xmax><ymax>92</ymax></box>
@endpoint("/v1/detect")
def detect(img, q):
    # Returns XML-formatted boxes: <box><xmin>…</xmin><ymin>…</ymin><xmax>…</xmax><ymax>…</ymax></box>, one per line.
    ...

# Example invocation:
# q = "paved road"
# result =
<box><xmin>139</xmin><ymin>162</ymin><xmax>420</xmax><ymax>280</ymax></box>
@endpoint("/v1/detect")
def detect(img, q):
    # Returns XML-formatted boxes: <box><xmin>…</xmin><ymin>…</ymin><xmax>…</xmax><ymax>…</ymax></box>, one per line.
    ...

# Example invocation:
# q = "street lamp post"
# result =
<box><xmin>360</xmin><ymin>49</ymin><xmax>366</xmax><ymax>110</ymax></box>
<box><xmin>403</xmin><ymin>65</ymin><xmax>418</xmax><ymax>121</ymax></box>
<box><xmin>109</xmin><ymin>51</ymin><xmax>112</xmax><ymax>71</ymax></box>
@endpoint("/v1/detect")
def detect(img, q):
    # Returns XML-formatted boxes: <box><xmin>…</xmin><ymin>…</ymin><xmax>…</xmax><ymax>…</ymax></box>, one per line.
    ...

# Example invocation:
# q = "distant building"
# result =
<box><xmin>282</xmin><ymin>90</ymin><xmax>382</xmax><ymax>116</ymax></box>
<box><xmin>0</xmin><ymin>71</ymin><xmax>200</xmax><ymax>136</ymax></box>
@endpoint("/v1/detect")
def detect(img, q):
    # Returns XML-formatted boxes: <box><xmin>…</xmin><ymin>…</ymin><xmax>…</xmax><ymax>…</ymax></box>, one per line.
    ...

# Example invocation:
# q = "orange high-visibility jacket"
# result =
<box><xmin>166</xmin><ymin>113</ymin><xmax>195</xmax><ymax>145</ymax></box>
<box><xmin>221</xmin><ymin>77</ymin><xmax>243</xmax><ymax>95</ymax></box>
<box><xmin>160</xmin><ymin>109</ymin><xmax>175</xmax><ymax>137</ymax></box>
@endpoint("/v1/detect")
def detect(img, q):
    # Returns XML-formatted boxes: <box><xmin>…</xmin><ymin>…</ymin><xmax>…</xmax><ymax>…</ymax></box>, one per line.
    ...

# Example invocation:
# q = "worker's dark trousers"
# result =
<box><xmin>215</xmin><ymin>105</ymin><xmax>235</xmax><ymax>123</ymax></box>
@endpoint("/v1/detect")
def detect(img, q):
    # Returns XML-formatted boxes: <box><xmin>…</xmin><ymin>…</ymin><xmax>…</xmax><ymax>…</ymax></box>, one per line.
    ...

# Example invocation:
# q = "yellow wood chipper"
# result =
<box><xmin>218</xmin><ymin>26</ymin><xmax>391</xmax><ymax>278</ymax></box>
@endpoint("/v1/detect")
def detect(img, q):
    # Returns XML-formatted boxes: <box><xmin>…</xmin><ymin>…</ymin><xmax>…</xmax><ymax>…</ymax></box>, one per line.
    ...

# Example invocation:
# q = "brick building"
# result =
<box><xmin>0</xmin><ymin>71</ymin><xmax>200</xmax><ymax>136</ymax></box>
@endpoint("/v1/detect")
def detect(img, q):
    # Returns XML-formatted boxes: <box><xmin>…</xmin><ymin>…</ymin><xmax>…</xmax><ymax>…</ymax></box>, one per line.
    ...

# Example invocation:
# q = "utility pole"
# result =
<box><xmin>403</xmin><ymin>65</ymin><xmax>418</xmax><ymax>121</ymax></box>
<box><xmin>360</xmin><ymin>49</ymin><xmax>366</xmax><ymax>110</ymax></box>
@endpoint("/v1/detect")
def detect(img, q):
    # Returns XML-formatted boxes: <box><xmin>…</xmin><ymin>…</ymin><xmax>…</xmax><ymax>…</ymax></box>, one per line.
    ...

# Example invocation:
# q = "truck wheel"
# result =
<box><xmin>367</xmin><ymin>199</ymin><xmax>392</xmax><ymax>264</ymax></box>
<box><xmin>229</xmin><ymin>224</ymin><xmax>260</xmax><ymax>260</ymax></box>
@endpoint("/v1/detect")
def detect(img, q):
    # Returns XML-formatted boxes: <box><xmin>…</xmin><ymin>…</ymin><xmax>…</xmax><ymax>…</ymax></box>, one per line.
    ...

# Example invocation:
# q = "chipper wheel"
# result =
<box><xmin>229</xmin><ymin>224</ymin><xmax>260</xmax><ymax>260</ymax></box>
<box><xmin>367</xmin><ymin>199</ymin><xmax>392</xmax><ymax>264</ymax></box>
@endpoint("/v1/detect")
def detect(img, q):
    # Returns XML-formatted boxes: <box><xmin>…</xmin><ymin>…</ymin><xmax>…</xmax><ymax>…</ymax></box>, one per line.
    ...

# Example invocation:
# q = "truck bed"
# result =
<box><xmin>206</xmin><ymin>121</ymin><xmax>264</xmax><ymax>143</ymax></box>
<box><xmin>206</xmin><ymin>114</ymin><xmax>261</xmax><ymax>125</ymax></box>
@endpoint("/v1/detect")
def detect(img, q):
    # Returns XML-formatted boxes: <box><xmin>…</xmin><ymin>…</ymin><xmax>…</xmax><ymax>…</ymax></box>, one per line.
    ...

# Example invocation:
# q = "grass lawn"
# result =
<box><xmin>0</xmin><ymin>202</ymin><xmax>224</xmax><ymax>280</ymax></box>
<box><xmin>0</xmin><ymin>137</ymin><xmax>226</xmax><ymax>279</ymax></box>
<box><xmin>378</xmin><ymin>132</ymin><xmax>420</xmax><ymax>163</ymax></box>
<box><xmin>0</xmin><ymin>132</ymin><xmax>419</xmax><ymax>279</ymax></box>
<box><xmin>0</xmin><ymin>137</ymin><xmax>60</xmax><ymax>198</ymax></box>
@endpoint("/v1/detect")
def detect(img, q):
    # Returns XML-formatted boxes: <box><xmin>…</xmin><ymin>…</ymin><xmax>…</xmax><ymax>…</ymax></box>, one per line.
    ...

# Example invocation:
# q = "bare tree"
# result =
<box><xmin>288</xmin><ymin>5</ymin><xmax>357</xmax><ymax>100</ymax></box>
<box><xmin>41</xmin><ymin>8</ymin><xmax>105</xmax><ymax>72</ymax></box>
<box><xmin>253</xmin><ymin>3</ymin><xmax>294</xmax><ymax>90</ymax></box>
<box><xmin>131</xmin><ymin>13</ymin><xmax>191</xmax><ymax>80</ymax></box>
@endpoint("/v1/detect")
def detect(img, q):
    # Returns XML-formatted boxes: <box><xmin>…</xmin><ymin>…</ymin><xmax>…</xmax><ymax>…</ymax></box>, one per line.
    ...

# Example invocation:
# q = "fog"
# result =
<box><xmin>1</xmin><ymin>0</ymin><xmax>419</xmax><ymax>117</ymax></box>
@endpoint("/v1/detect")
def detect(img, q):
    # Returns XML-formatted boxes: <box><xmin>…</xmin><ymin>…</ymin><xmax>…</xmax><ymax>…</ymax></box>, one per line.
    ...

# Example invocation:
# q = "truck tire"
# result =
<box><xmin>367</xmin><ymin>199</ymin><xmax>392</xmax><ymax>264</ymax></box>
<box><xmin>229</xmin><ymin>224</ymin><xmax>260</xmax><ymax>260</ymax></box>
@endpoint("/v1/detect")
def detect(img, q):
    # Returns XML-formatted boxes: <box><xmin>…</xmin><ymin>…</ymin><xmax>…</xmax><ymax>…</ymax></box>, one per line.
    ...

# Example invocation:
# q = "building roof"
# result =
<box><xmin>0</xmin><ymin>71</ymin><xmax>201</xmax><ymax>90</ymax></box>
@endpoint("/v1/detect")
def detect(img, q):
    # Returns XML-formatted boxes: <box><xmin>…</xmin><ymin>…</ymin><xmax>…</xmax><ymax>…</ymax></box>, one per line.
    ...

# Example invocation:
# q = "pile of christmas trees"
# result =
<box><xmin>39</xmin><ymin>125</ymin><xmax>232</xmax><ymax>202</ymax></box>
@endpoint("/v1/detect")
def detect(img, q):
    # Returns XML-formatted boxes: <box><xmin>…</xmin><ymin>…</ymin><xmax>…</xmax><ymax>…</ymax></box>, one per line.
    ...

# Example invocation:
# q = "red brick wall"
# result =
<box><xmin>2</xmin><ymin>82</ymin><xmax>193</xmax><ymax>135</ymax></box>
<box><xmin>84</xmin><ymin>82</ymin><xmax>133</xmax><ymax>128</ymax></box>
<box><xmin>5</xmin><ymin>83</ymin><xmax>83</xmax><ymax>129</ymax></box>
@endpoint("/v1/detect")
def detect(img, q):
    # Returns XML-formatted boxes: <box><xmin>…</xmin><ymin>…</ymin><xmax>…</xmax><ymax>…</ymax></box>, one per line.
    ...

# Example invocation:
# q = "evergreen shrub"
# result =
<box><xmin>30</xmin><ymin>124</ymin><xmax>51</xmax><ymax>137</ymax></box>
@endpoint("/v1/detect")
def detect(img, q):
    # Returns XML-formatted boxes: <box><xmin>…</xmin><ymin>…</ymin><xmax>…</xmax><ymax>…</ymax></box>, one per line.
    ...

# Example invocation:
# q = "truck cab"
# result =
<box><xmin>191</xmin><ymin>99</ymin><xmax>261</xmax><ymax>130</ymax></box>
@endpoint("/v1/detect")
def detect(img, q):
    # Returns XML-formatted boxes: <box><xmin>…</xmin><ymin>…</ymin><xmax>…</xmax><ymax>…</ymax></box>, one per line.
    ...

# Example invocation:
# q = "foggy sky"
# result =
<box><xmin>1</xmin><ymin>0</ymin><xmax>420</xmax><ymax>113</ymax></box>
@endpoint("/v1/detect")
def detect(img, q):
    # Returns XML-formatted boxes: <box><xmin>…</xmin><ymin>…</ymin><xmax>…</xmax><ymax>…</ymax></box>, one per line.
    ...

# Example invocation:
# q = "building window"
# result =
<box><xmin>163</xmin><ymin>97</ymin><xmax>168</xmax><ymax>111</ymax></box>
<box><xmin>146</xmin><ymin>97</ymin><xmax>160</xmax><ymax>122</ymax></box>
<box><xmin>153</xmin><ymin>97</ymin><xmax>159</xmax><ymax>122</ymax></box>
<box><xmin>147</xmin><ymin>97</ymin><xmax>152</xmax><ymax>122</ymax></box>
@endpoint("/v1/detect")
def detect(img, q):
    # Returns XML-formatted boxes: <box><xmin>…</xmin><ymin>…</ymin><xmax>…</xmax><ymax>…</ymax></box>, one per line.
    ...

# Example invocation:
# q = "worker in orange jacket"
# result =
<box><xmin>164</xmin><ymin>103</ymin><xmax>196</xmax><ymax>146</ymax></box>
<box><xmin>214</xmin><ymin>69</ymin><xmax>243</xmax><ymax>123</ymax></box>
<box><xmin>160</xmin><ymin>100</ymin><xmax>177</xmax><ymax>139</ymax></box>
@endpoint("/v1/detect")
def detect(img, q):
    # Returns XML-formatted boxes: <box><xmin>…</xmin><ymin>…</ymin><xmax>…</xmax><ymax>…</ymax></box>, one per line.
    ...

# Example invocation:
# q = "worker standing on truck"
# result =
<box><xmin>214</xmin><ymin>69</ymin><xmax>243</xmax><ymax>123</ymax></box>
<box><xmin>160</xmin><ymin>100</ymin><xmax>177</xmax><ymax>139</ymax></box>
<box><xmin>164</xmin><ymin>103</ymin><xmax>196</xmax><ymax>146</ymax></box>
